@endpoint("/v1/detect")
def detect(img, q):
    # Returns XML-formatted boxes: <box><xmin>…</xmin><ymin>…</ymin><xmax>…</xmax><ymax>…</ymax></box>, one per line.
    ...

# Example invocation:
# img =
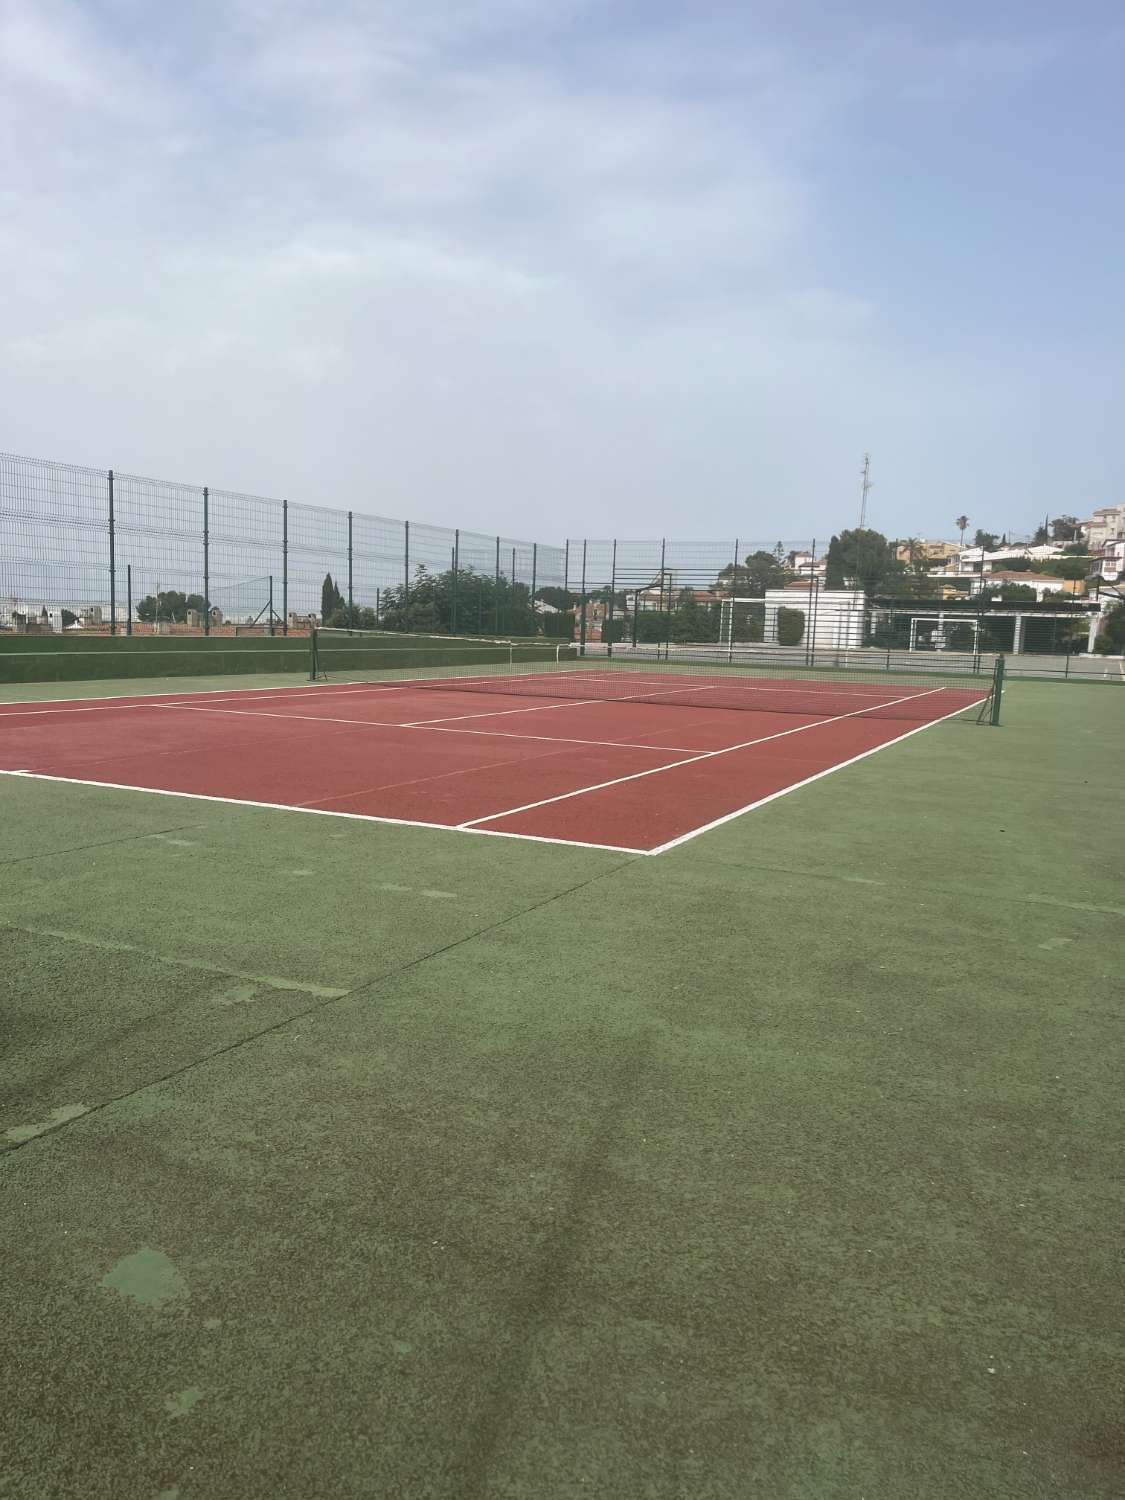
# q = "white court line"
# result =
<box><xmin>154</xmin><ymin>701</ymin><xmax>700</xmax><ymax>754</ymax></box>
<box><xmin>0</xmin><ymin>770</ymin><xmax>649</xmax><ymax>856</ymax></box>
<box><xmin>648</xmin><ymin>697</ymin><xmax>988</xmax><ymax>853</ymax></box>
<box><xmin>458</xmin><ymin>687</ymin><xmax>948</xmax><ymax>828</ymax></box>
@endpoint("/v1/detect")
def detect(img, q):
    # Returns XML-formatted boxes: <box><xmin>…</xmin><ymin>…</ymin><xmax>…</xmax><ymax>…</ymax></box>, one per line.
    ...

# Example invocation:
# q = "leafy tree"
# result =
<box><xmin>535</xmin><ymin>586</ymin><xmax>579</xmax><ymax>611</ymax></box>
<box><xmin>973</xmin><ymin>530</ymin><xmax>1000</xmax><ymax>551</ymax></box>
<box><xmin>716</xmin><ymin>549</ymin><xmax>790</xmax><ymax>598</ymax></box>
<box><xmin>1093</xmin><ymin>603</ymin><xmax>1125</xmax><ymax>653</ymax></box>
<box><xmin>1033</xmin><ymin>521</ymin><xmax>1050</xmax><ymax>545</ymax></box>
<box><xmin>379</xmin><ymin>565</ymin><xmax>538</xmax><ymax>637</ymax></box>
<box><xmin>669</xmin><ymin>590</ymin><xmax>719</xmax><ymax>643</ymax></box>
<box><xmin>823</xmin><ymin>529</ymin><xmax>897</xmax><ymax>592</ymax></box>
<box><xmin>321</xmin><ymin>573</ymin><xmax>344</xmax><ymax>623</ymax></box>
<box><xmin>989</xmin><ymin>583</ymin><xmax>1038</xmax><ymax>602</ymax></box>
<box><xmin>327</xmin><ymin>605</ymin><xmax>378</xmax><ymax>630</ymax></box>
<box><xmin>1039</xmin><ymin>557</ymin><xmax>1090</xmax><ymax>581</ymax></box>
<box><xmin>61</xmin><ymin>609</ymin><xmax>78</xmax><ymax>627</ymax></box>
<box><xmin>1050</xmin><ymin>515</ymin><xmax>1081</xmax><ymax>542</ymax></box>
<box><xmin>1062</xmin><ymin>542</ymin><xmax>1089</xmax><ymax>556</ymax></box>
<box><xmin>135</xmin><ymin>590</ymin><xmax>205</xmax><ymax>624</ymax></box>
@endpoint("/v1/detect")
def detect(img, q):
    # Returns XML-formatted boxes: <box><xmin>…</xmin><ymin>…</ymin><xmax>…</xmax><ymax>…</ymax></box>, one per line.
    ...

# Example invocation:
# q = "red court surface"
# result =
<box><xmin>0</xmin><ymin>674</ymin><xmax>988</xmax><ymax>854</ymax></box>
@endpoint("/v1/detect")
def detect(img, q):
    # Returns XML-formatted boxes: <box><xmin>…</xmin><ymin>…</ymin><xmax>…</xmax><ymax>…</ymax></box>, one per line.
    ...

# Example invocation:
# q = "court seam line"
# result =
<box><xmin>0</xmin><ymin>771</ymin><xmax>650</xmax><ymax>855</ymax></box>
<box><xmin>647</xmin><ymin>697</ymin><xmax>990</xmax><ymax>853</ymax></box>
<box><xmin>457</xmin><ymin>687</ymin><xmax>949</xmax><ymax>828</ymax></box>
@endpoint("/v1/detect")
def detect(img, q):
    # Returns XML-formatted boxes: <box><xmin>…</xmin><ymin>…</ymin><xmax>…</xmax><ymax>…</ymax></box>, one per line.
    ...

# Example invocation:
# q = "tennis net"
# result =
<box><xmin>309</xmin><ymin>631</ymin><xmax>1004</xmax><ymax>723</ymax></box>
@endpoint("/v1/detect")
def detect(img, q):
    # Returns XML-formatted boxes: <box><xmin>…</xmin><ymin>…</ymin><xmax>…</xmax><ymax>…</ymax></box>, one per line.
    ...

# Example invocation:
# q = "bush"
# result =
<box><xmin>777</xmin><ymin>607</ymin><xmax>805</xmax><ymax>646</ymax></box>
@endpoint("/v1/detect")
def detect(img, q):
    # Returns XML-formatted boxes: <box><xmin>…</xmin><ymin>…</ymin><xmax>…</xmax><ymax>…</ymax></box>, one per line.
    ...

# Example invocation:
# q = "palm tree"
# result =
<box><xmin>955</xmin><ymin>515</ymin><xmax>970</xmax><ymax>547</ymax></box>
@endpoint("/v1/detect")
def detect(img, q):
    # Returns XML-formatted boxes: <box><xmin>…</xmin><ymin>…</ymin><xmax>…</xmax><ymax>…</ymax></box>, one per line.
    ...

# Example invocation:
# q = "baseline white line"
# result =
<box><xmin>647</xmin><ymin>697</ymin><xmax>989</xmax><ymax>853</ymax></box>
<box><xmin>0</xmin><ymin>770</ymin><xmax>648</xmax><ymax>856</ymax></box>
<box><xmin>457</xmin><ymin>687</ymin><xmax>948</xmax><ymax>828</ymax></box>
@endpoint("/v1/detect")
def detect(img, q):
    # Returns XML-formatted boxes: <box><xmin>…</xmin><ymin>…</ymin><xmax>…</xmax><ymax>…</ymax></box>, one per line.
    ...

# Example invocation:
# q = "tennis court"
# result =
<box><xmin>0</xmin><ymin>644</ymin><xmax>997</xmax><ymax>854</ymax></box>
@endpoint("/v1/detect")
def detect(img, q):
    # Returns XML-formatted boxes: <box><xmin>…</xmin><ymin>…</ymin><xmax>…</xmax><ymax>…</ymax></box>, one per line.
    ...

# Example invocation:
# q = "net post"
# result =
<box><xmin>990</xmin><ymin>654</ymin><xmax>1004</xmax><ymax>725</ymax></box>
<box><xmin>308</xmin><ymin>628</ymin><xmax>318</xmax><ymax>681</ymax></box>
<box><xmin>107</xmin><ymin>469</ymin><xmax>116</xmax><ymax>635</ymax></box>
<box><xmin>203</xmin><ymin>485</ymin><xmax>210</xmax><ymax>636</ymax></box>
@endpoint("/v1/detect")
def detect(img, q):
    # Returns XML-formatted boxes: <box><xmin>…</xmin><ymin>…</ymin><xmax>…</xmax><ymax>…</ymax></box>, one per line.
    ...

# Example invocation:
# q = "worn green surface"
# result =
<box><xmin>1</xmin><ymin>680</ymin><xmax>1122</xmax><ymax>1499</ymax></box>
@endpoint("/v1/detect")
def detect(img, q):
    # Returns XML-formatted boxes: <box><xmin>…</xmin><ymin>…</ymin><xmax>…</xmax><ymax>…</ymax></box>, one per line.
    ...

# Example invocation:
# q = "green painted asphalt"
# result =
<box><xmin>1</xmin><ymin>679</ymin><xmax>1122</xmax><ymax>1499</ymax></box>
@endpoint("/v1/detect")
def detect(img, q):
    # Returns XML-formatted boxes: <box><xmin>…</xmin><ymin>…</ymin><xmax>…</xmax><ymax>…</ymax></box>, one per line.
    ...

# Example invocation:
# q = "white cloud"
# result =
<box><xmin>0</xmin><ymin>0</ymin><xmax>1120</xmax><ymax>544</ymax></box>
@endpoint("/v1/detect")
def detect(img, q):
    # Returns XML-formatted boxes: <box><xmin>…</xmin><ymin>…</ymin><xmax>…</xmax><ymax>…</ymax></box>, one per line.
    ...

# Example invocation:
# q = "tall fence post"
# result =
<box><xmin>203</xmin><ymin>486</ymin><xmax>210</xmax><ymax>635</ymax></box>
<box><xmin>510</xmin><ymin>547</ymin><xmax>516</xmax><ymax>635</ymax></box>
<box><xmin>107</xmin><ymin>469</ymin><xmax>116</xmax><ymax>635</ymax></box>
<box><xmin>606</xmin><ymin>539</ymin><xmax>617</xmax><ymax>658</ymax></box>
<box><xmin>451</xmin><ymin>530</ymin><xmax>460</xmax><ymax>634</ymax></box>
<box><xmin>494</xmin><ymin>536</ymin><xmax>501</xmax><ymax>635</ymax></box>
<box><xmin>347</xmin><ymin>510</ymin><xmax>354</xmax><ymax>624</ymax></box>
<box><xmin>404</xmin><ymin>520</ymin><xmax>410</xmax><ymax>602</ymax></box>
<box><xmin>268</xmin><ymin>575</ymin><xmax>274</xmax><ymax>635</ymax></box>
<box><xmin>727</xmin><ymin>537</ymin><xmax>739</xmax><ymax>660</ymax></box>
<box><xmin>531</xmin><ymin>542</ymin><xmax>538</xmax><ymax>628</ymax></box>
<box><xmin>126</xmin><ymin>564</ymin><xmax>132</xmax><ymax>636</ymax></box>
<box><xmin>806</xmin><ymin>538</ymin><xmax>817</xmax><ymax>666</ymax></box>
<box><xmin>659</xmin><ymin>538</ymin><xmax>669</xmax><ymax>660</ymax></box>
<box><xmin>579</xmin><ymin>540</ymin><xmax>588</xmax><ymax>656</ymax></box>
<box><xmin>282</xmin><ymin>499</ymin><xmax>289</xmax><ymax>635</ymax></box>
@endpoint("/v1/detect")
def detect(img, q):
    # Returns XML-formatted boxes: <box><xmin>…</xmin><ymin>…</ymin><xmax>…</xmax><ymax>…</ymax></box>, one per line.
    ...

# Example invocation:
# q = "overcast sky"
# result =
<box><xmin>2</xmin><ymin>0</ymin><xmax>1122</xmax><ymax>545</ymax></box>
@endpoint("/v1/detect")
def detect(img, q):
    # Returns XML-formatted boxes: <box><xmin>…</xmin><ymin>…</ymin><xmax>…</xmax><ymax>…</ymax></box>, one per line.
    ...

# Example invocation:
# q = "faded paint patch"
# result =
<box><xmin>1038</xmin><ymin>935</ymin><xmax>1074</xmax><ymax>951</ymax></box>
<box><xmin>101</xmin><ymin>1248</ymin><xmax>189</xmax><ymax>1308</ymax></box>
<box><xmin>164</xmin><ymin>1387</ymin><xmax>203</xmax><ymax>1419</ymax></box>
<box><xmin>377</xmin><ymin>883</ymin><xmax>457</xmax><ymax>900</ymax></box>
<box><xmin>16</xmin><ymin>925</ymin><xmax>349</xmax><ymax>999</ymax></box>
<box><xmin>5</xmin><ymin>1103</ymin><xmax>89</xmax><ymax>1143</ymax></box>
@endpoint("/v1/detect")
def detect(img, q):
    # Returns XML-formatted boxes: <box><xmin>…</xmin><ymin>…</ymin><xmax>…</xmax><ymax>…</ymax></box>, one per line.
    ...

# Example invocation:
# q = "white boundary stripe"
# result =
<box><xmin>647</xmin><ymin>698</ymin><xmax>988</xmax><ymax>853</ymax></box>
<box><xmin>0</xmin><ymin>770</ymin><xmax>649</xmax><ymax>856</ymax></box>
<box><xmin>458</xmin><ymin>687</ymin><xmax>949</xmax><ymax>828</ymax></box>
<box><xmin>152</xmin><ymin>701</ymin><xmax>700</xmax><ymax>754</ymax></box>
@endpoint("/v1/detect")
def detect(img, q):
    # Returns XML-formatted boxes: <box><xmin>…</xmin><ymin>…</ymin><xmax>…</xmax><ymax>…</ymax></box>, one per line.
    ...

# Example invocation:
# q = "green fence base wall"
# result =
<box><xmin>0</xmin><ymin>635</ymin><xmax>307</xmax><ymax>684</ymax></box>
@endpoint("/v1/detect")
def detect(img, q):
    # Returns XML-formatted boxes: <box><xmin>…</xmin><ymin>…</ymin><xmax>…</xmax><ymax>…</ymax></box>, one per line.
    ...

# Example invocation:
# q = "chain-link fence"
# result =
<box><xmin>0</xmin><ymin>452</ymin><xmax>566</xmax><ymax>637</ymax></box>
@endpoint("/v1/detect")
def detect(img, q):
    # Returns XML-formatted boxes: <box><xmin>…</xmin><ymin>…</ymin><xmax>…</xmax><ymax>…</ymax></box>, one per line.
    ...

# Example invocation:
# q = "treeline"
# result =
<box><xmin>320</xmin><ymin>566</ymin><xmax>575</xmax><ymax>638</ymax></box>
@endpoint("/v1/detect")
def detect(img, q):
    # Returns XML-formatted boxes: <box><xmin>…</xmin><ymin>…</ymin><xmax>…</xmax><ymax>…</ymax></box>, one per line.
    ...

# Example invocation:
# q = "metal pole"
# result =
<box><xmin>107</xmin><ymin>470</ymin><xmax>116</xmax><ymax>635</ymax></box>
<box><xmin>728</xmin><ymin>537</ymin><xmax>739</xmax><ymax>660</ymax></box>
<box><xmin>268</xmin><ymin>575</ymin><xmax>274</xmax><ymax>635</ymax></box>
<box><xmin>494</xmin><ymin>536</ymin><xmax>500</xmax><ymax>635</ymax></box>
<box><xmin>531</xmin><ymin>542</ymin><xmax>538</xmax><ymax>626</ymax></box>
<box><xmin>347</xmin><ymin>510</ymin><xmax>353</xmax><ymax>625</ymax></box>
<box><xmin>126</xmin><ymin>564</ymin><xmax>132</xmax><ymax>636</ymax></box>
<box><xmin>282</xmin><ymin>499</ymin><xmax>288</xmax><ymax>635</ymax></box>
<box><xmin>579</xmin><ymin>539</ymin><xmax>588</xmax><ymax>656</ymax></box>
<box><xmin>810</xmin><ymin>534</ymin><xmax>822</xmax><ymax>663</ymax></box>
<box><xmin>660</xmin><ymin>538</ymin><xmax>669</xmax><ymax>660</ymax></box>
<box><xmin>511</xmin><ymin>547</ymin><xmax>516</xmax><ymax>636</ymax></box>
<box><xmin>451</xmin><ymin>531</ymin><xmax>459</xmax><ymax>634</ymax></box>
<box><xmin>203</xmin><ymin>486</ymin><xmax>210</xmax><ymax>636</ymax></box>
<box><xmin>607</xmin><ymin>539</ymin><xmax>617</xmax><ymax>657</ymax></box>
<box><xmin>404</xmin><ymin>520</ymin><xmax>410</xmax><ymax>600</ymax></box>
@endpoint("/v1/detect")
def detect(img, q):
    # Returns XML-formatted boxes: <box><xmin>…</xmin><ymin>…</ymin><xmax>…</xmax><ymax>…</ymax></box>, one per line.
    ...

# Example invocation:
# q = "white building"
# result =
<box><xmin>1079</xmin><ymin>504</ymin><xmax>1125</xmax><ymax>552</ymax></box>
<box><xmin>953</xmin><ymin>543</ymin><xmax>1067</xmax><ymax>575</ymax></box>
<box><xmin>760</xmin><ymin>583</ymin><xmax>867</xmax><ymax>649</ymax></box>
